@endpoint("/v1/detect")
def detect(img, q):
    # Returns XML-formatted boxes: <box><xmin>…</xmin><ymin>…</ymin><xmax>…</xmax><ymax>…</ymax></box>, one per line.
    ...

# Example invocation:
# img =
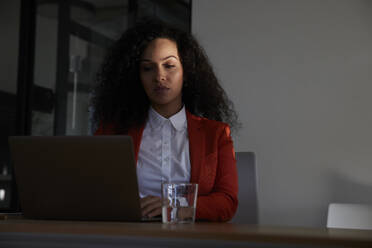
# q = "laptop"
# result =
<box><xmin>8</xmin><ymin>135</ymin><xmax>159</xmax><ymax>222</ymax></box>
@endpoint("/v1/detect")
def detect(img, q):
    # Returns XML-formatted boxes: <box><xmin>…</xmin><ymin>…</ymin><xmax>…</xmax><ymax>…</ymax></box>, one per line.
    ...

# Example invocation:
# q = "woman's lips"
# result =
<box><xmin>154</xmin><ymin>85</ymin><xmax>170</xmax><ymax>94</ymax></box>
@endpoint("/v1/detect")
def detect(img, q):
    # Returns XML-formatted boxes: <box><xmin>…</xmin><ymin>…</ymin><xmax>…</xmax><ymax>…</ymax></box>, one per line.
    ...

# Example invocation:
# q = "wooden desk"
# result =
<box><xmin>1</xmin><ymin>218</ymin><xmax>372</xmax><ymax>248</ymax></box>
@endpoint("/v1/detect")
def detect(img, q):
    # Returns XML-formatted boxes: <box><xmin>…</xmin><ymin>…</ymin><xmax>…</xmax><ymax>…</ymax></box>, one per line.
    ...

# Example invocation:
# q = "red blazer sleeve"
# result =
<box><xmin>195</xmin><ymin>125</ymin><xmax>238</xmax><ymax>222</ymax></box>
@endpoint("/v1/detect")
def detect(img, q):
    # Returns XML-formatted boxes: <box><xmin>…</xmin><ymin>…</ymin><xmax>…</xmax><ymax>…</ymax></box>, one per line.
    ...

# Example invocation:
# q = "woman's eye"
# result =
<box><xmin>164</xmin><ymin>64</ymin><xmax>175</xmax><ymax>69</ymax></box>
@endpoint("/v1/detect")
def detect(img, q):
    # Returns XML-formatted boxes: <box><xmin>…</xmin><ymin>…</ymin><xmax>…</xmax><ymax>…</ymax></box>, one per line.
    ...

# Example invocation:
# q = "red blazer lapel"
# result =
<box><xmin>127</xmin><ymin>125</ymin><xmax>145</xmax><ymax>163</ymax></box>
<box><xmin>186</xmin><ymin>110</ymin><xmax>204</xmax><ymax>184</ymax></box>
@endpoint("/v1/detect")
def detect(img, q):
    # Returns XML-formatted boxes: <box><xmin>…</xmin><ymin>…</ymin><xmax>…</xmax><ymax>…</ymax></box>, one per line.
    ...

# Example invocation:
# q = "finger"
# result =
<box><xmin>147</xmin><ymin>205</ymin><xmax>162</xmax><ymax>218</ymax></box>
<box><xmin>140</xmin><ymin>196</ymin><xmax>158</xmax><ymax>211</ymax></box>
<box><xmin>142</xmin><ymin>199</ymin><xmax>162</xmax><ymax>217</ymax></box>
<box><xmin>177</xmin><ymin>207</ymin><xmax>194</xmax><ymax>220</ymax></box>
<box><xmin>140</xmin><ymin>196</ymin><xmax>160</xmax><ymax>209</ymax></box>
<box><xmin>142</xmin><ymin>200</ymin><xmax>162</xmax><ymax>216</ymax></box>
<box><xmin>144</xmin><ymin>199</ymin><xmax>163</xmax><ymax>217</ymax></box>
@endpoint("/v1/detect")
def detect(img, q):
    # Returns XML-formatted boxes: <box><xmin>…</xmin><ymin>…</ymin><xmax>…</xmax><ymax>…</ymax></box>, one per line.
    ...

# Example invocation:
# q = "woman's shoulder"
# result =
<box><xmin>187</xmin><ymin>113</ymin><xmax>233</xmax><ymax>145</ymax></box>
<box><xmin>187</xmin><ymin>111</ymin><xmax>230</xmax><ymax>131</ymax></box>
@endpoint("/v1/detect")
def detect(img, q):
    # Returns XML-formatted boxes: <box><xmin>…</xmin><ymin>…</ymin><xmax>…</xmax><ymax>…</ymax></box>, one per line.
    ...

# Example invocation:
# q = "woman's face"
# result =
<box><xmin>139</xmin><ymin>38</ymin><xmax>184</xmax><ymax>113</ymax></box>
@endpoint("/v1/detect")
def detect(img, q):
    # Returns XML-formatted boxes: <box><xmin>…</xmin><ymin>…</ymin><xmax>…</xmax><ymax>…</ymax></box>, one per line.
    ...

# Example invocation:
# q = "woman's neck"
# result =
<box><xmin>151</xmin><ymin>103</ymin><xmax>183</xmax><ymax>119</ymax></box>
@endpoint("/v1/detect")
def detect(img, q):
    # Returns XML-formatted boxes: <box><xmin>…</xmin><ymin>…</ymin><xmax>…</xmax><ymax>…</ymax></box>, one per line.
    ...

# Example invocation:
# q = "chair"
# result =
<box><xmin>230</xmin><ymin>152</ymin><xmax>258</xmax><ymax>224</ymax></box>
<box><xmin>327</xmin><ymin>203</ymin><xmax>372</xmax><ymax>230</ymax></box>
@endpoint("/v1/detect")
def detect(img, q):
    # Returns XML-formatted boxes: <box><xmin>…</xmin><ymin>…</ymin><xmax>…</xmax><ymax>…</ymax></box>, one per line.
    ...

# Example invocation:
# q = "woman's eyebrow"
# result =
<box><xmin>161</xmin><ymin>55</ymin><xmax>178</xmax><ymax>61</ymax></box>
<box><xmin>140</xmin><ymin>55</ymin><xmax>179</xmax><ymax>62</ymax></box>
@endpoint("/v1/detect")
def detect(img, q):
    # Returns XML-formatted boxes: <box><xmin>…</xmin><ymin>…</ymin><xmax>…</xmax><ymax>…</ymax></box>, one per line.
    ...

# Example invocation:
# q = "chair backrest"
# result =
<box><xmin>327</xmin><ymin>203</ymin><xmax>372</xmax><ymax>230</ymax></box>
<box><xmin>230</xmin><ymin>152</ymin><xmax>258</xmax><ymax>224</ymax></box>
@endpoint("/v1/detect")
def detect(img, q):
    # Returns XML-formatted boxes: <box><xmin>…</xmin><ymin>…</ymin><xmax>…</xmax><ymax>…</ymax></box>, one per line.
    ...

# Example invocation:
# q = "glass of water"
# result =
<box><xmin>161</xmin><ymin>183</ymin><xmax>198</xmax><ymax>224</ymax></box>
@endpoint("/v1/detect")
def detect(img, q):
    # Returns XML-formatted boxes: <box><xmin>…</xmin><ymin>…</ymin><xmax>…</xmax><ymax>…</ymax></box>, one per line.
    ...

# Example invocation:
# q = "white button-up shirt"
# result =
<box><xmin>136</xmin><ymin>106</ymin><xmax>191</xmax><ymax>197</ymax></box>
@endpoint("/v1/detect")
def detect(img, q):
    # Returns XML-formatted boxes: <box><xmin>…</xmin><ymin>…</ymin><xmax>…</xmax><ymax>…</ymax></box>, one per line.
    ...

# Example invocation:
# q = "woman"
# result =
<box><xmin>93</xmin><ymin>20</ymin><xmax>239</xmax><ymax>222</ymax></box>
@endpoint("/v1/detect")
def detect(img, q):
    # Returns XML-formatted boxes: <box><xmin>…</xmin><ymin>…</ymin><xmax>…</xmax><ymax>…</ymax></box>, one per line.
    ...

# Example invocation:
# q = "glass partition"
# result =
<box><xmin>32</xmin><ymin>0</ymin><xmax>191</xmax><ymax>136</ymax></box>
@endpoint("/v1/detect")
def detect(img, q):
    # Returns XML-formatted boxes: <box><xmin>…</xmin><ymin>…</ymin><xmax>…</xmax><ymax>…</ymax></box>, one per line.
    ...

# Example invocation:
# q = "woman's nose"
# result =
<box><xmin>155</xmin><ymin>68</ymin><xmax>166</xmax><ymax>82</ymax></box>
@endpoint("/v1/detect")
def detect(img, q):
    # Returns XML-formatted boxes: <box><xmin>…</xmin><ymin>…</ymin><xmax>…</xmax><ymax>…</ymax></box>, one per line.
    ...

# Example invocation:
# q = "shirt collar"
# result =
<box><xmin>169</xmin><ymin>106</ymin><xmax>187</xmax><ymax>131</ymax></box>
<box><xmin>148</xmin><ymin>107</ymin><xmax>166</xmax><ymax>130</ymax></box>
<box><xmin>148</xmin><ymin>106</ymin><xmax>187</xmax><ymax>131</ymax></box>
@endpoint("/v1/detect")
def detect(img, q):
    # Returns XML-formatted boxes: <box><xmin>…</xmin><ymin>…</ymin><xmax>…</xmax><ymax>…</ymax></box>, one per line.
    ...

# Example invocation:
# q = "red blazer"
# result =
<box><xmin>95</xmin><ymin>110</ymin><xmax>238</xmax><ymax>222</ymax></box>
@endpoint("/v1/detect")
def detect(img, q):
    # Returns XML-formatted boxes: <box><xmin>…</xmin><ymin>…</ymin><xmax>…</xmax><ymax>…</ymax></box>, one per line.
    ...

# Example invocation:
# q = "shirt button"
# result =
<box><xmin>164</xmin><ymin>157</ymin><xmax>169</xmax><ymax>162</ymax></box>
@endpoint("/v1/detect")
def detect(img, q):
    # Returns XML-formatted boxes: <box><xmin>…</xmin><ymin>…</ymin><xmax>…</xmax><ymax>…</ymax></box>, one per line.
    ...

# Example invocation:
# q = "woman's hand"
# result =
<box><xmin>140</xmin><ymin>195</ymin><xmax>162</xmax><ymax>218</ymax></box>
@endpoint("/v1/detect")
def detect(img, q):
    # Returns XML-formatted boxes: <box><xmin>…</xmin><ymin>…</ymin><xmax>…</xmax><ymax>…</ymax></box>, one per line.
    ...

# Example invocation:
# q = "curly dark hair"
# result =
<box><xmin>92</xmin><ymin>20</ymin><xmax>239</xmax><ymax>133</ymax></box>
